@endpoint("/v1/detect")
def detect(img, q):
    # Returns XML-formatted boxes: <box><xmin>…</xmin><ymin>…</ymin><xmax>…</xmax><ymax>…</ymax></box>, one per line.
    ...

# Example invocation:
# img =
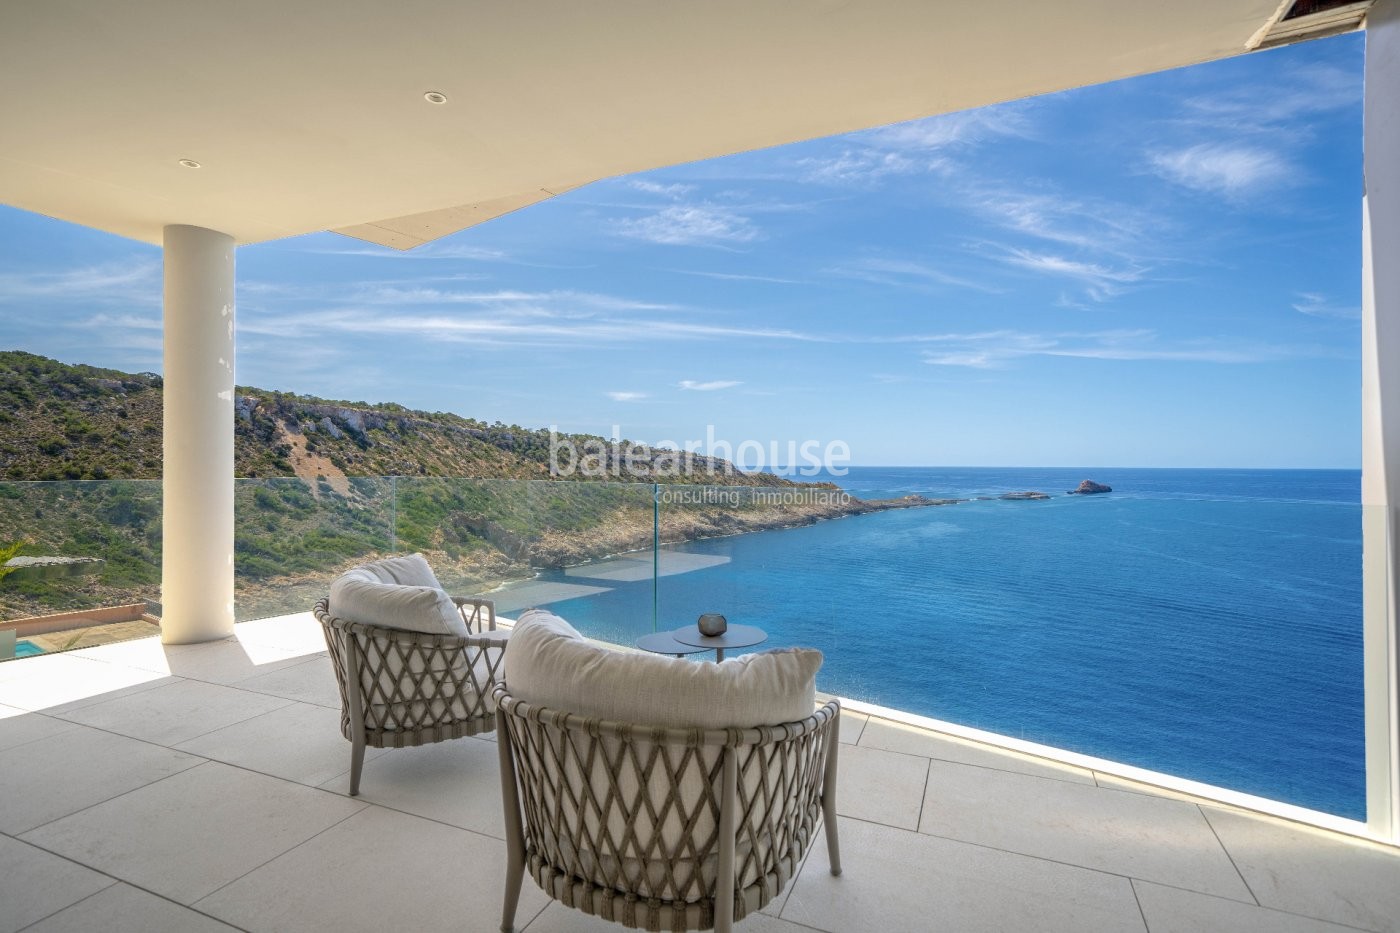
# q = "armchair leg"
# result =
<box><xmin>344</xmin><ymin>633</ymin><xmax>368</xmax><ymax>798</ymax></box>
<box><xmin>715</xmin><ymin>746</ymin><xmax>738</xmax><ymax>933</ymax></box>
<box><xmin>823</xmin><ymin>794</ymin><xmax>842</xmax><ymax>877</ymax></box>
<box><xmin>498</xmin><ymin>710</ymin><xmax>526</xmax><ymax>933</ymax></box>
<box><xmin>823</xmin><ymin>712</ymin><xmax>842</xmax><ymax>876</ymax></box>
<box><xmin>500</xmin><ymin>855</ymin><xmax>524</xmax><ymax>933</ymax></box>
<box><xmin>349</xmin><ymin>732</ymin><xmax>366</xmax><ymax>797</ymax></box>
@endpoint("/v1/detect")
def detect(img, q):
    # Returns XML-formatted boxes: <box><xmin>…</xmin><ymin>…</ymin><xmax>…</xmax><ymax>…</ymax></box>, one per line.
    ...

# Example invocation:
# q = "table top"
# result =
<box><xmin>635</xmin><ymin>631</ymin><xmax>708</xmax><ymax>655</ymax></box>
<box><xmin>671</xmin><ymin>623</ymin><xmax>768</xmax><ymax>651</ymax></box>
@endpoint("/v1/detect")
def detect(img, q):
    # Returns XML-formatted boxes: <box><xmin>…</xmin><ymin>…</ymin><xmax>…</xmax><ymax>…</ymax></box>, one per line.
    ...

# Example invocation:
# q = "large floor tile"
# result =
<box><xmin>836</xmin><ymin>707</ymin><xmax>867</xmax><ymax>745</ymax></box>
<box><xmin>234</xmin><ymin>656</ymin><xmax>340</xmax><ymax>708</ymax></box>
<box><xmin>0</xmin><ymin>652</ymin><xmax>96</xmax><ymax>686</ymax></box>
<box><xmin>782</xmin><ymin>816</ymin><xmax>1144</xmax><ymax>933</ymax></box>
<box><xmin>834</xmin><ymin>743</ymin><xmax>928</xmax><ymax>830</ymax></box>
<box><xmin>0</xmin><ymin>654</ymin><xmax>170</xmax><ymax>713</ymax></box>
<box><xmin>0</xmin><ymin>703</ymin><xmax>78</xmax><ymax>752</ymax></box>
<box><xmin>0</xmin><ymin>725</ymin><xmax>204</xmax><ymax>834</ymax></box>
<box><xmin>1203</xmin><ymin>808</ymin><xmax>1400</xmax><ymax>933</ymax></box>
<box><xmin>56</xmin><ymin>679</ymin><xmax>293</xmax><ymax>746</ymax></box>
<box><xmin>176</xmin><ymin>701</ymin><xmax>385</xmax><ymax>787</ymax></box>
<box><xmin>859</xmin><ymin>717</ymin><xmax>1096</xmax><ymax>785</ymax></box>
<box><xmin>231</xmin><ymin>613</ymin><xmax>329</xmax><ymax>655</ymax></box>
<box><xmin>919</xmin><ymin>760</ymin><xmax>1252</xmax><ymax>901</ymax></box>
<box><xmin>319</xmin><ymin>734</ymin><xmax>504</xmax><ymax>837</ymax></box>
<box><xmin>159</xmin><ymin>638</ymin><xmax>314</xmax><ymax>685</ymax></box>
<box><xmin>24</xmin><ymin>882</ymin><xmax>241</xmax><ymax>933</ymax></box>
<box><xmin>1133</xmin><ymin>880</ymin><xmax>1363</xmax><ymax>933</ymax></box>
<box><xmin>195</xmin><ymin>803</ymin><xmax>551</xmax><ymax>933</ymax></box>
<box><xmin>523</xmin><ymin>900</ymin><xmax>815</xmax><ymax>932</ymax></box>
<box><xmin>0</xmin><ymin>834</ymin><xmax>114</xmax><ymax>933</ymax></box>
<box><xmin>22</xmin><ymin>760</ymin><xmax>365</xmax><ymax>904</ymax></box>
<box><xmin>68</xmin><ymin>634</ymin><xmax>207</xmax><ymax>675</ymax></box>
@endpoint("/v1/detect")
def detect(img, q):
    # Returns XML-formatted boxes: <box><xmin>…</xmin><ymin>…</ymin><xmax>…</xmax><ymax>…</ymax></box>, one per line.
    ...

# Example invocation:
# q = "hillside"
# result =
<box><xmin>1</xmin><ymin>351</ymin><xmax>949</xmax><ymax>623</ymax></box>
<box><xmin>0</xmin><ymin>349</ymin><xmax>789</xmax><ymax>487</ymax></box>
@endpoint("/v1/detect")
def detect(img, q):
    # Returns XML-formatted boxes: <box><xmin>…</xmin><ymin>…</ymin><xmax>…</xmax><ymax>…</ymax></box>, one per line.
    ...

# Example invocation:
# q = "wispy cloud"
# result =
<box><xmin>78</xmin><ymin>312</ymin><xmax>162</xmax><ymax>331</ymax></box>
<box><xmin>799</xmin><ymin>106</ymin><xmax>1031</xmax><ymax>187</ymax></box>
<box><xmin>917</xmin><ymin>329</ymin><xmax>1294</xmax><ymax>368</ymax></box>
<box><xmin>997</xmin><ymin>248</ymin><xmax>1145</xmax><ymax>301</ymax></box>
<box><xmin>678</xmin><ymin>379</ymin><xmax>742</xmax><ymax>391</ymax></box>
<box><xmin>606</xmin><ymin>390</ymin><xmax>648</xmax><ymax>402</ymax></box>
<box><xmin>1174</xmin><ymin>62</ymin><xmax>1360</xmax><ymax>139</ymax></box>
<box><xmin>352</xmin><ymin>287</ymin><xmax>677</xmax><ymax>313</ymax></box>
<box><xmin>864</xmin><ymin>106</ymin><xmax>1035</xmax><ymax>150</ymax></box>
<box><xmin>0</xmin><ymin>260</ymin><xmax>160</xmax><ymax>304</ymax></box>
<box><xmin>830</xmin><ymin>256</ymin><xmax>1000</xmax><ymax>294</ymax></box>
<box><xmin>971</xmin><ymin>189</ymin><xmax>1156</xmax><ymax>255</ymax></box>
<box><xmin>298</xmin><ymin>243</ymin><xmax>510</xmax><ymax>262</ymax></box>
<box><xmin>670</xmin><ymin>269</ymin><xmax>803</xmax><ymax>285</ymax></box>
<box><xmin>1293</xmin><ymin>291</ymin><xmax>1360</xmax><ymax>320</ymax></box>
<box><xmin>1148</xmin><ymin>143</ymin><xmax>1291</xmax><ymax>199</ymax></box>
<box><xmin>239</xmin><ymin>298</ymin><xmax>824</xmax><ymax>348</ymax></box>
<box><xmin>630</xmin><ymin>180</ymin><xmax>695</xmax><ymax>198</ymax></box>
<box><xmin>613</xmin><ymin>204</ymin><xmax>761</xmax><ymax>247</ymax></box>
<box><xmin>797</xmin><ymin>149</ymin><xmax>936</xmax><ymax>186</ymax></box>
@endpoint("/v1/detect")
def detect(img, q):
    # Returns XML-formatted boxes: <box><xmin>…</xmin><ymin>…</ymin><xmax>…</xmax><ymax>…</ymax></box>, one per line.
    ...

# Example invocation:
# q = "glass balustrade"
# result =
<box><xmin>0</xmin><ymin>472</ymin><xmax>1366</xmax><ymax>822</ymax></box>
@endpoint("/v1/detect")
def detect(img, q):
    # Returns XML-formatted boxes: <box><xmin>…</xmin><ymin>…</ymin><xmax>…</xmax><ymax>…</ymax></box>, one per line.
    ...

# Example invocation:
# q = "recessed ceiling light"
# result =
<box><xmin>423</xmin><ymin>91</ymin><xmax>448</xmax><ymax>104</ymax></box>
<box><xmin>178</xmin><ymin>159</ymin><xmax>201</xmax><ymax>168</ymax></box>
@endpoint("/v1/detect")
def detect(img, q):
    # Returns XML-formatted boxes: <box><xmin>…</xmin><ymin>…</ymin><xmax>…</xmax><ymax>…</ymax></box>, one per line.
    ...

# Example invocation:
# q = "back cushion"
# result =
<box><xmin>504</xmin><ymin>610</ymin><xmax>821</xmax><ymax>728</ymax></box>
<box><xmin>329</xmin><ymin>559</ymin><xmax>466</xmax><ymax>638</ymax></box>
<box><xmin>355</xmin><ymin>552</ymin><xmax>444</xmax><ymax>589</ymax></box>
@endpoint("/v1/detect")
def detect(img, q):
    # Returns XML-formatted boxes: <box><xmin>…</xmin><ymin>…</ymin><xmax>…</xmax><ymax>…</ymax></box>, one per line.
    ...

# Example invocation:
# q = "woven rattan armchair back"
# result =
<box><xmin>494</xmin><ymin>685</ymin><xmax>841</xmax><ymax>933</ymax></box>
<box><xmin>314</xmin><ymin>596</ymin><xmax>507</xmax><ymax>796</ymax></box>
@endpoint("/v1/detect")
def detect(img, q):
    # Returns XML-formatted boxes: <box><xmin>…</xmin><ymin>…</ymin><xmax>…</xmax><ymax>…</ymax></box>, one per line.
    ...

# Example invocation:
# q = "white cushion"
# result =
<box><xmin>503</xmin><ymin>610</ymin><xmax>821</xmax><ymax>729</ymax></box>
<box><xmin>353</xmin><ymin>552</ymin><xmax>443</xmax><ymax>589</ymax></box>
<box><xmin>329</xmin><ymin>559</ymin><xmax>466</xmax><ymax>639</ymax></box>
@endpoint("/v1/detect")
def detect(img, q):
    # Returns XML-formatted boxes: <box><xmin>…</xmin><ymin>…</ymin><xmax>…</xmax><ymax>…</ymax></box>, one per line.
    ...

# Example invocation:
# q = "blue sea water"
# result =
<box><xmin>505</xmin><ymin>467</ymin><xmax>1365</xmax><ymax>819</ymax></box>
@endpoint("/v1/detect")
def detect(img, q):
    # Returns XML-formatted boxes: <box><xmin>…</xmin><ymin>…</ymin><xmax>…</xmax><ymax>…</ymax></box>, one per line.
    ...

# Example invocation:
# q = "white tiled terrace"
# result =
<box><xmin>2</xmin><ymin>613</ymin><xmax>1398</xmax><ymax>933</ymax></box>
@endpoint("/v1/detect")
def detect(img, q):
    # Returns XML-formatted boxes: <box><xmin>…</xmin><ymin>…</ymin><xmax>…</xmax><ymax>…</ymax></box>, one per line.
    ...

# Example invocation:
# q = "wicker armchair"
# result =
<box><xmin>314</xmin><ymin>595</ymin><xmax>507</xmax><ymax>796</ymax></box>
<box><xmin>494</xmin><ymin>684</ymin><xmax>841</xmax><ymax>933</ymax></box>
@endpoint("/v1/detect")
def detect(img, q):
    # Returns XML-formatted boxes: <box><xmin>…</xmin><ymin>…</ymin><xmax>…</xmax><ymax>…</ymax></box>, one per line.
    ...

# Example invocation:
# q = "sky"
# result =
<box><xmin>0</xmin><ymin>33</ymin><xmax>1364</xmax><ymax>469</ymax></box>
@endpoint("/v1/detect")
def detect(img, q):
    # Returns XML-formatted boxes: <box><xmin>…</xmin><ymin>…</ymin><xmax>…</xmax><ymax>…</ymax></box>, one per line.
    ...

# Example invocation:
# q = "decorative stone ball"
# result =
<box><xmin>697</xmin><ymin>613</ymin><xmax>728</xmax><ymax>637</ymax></box>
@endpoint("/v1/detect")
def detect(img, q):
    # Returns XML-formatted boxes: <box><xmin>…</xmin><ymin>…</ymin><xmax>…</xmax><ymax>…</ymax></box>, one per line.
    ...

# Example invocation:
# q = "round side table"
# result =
<box><xmin>635</xmin><ymin>631</ymin><xmax>709</xmax><ymax>658</ymax></box>
<box><xmin>671</xmin><ymin>624</ymin><xmax>768</xmax><ymax>661</ymax></box>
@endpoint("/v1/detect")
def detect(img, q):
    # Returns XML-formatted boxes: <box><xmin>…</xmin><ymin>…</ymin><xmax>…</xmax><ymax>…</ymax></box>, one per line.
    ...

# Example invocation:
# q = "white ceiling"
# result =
<box><xmin>0</xmin><ymin>1</ymin><xmax>1308</xmax><ymax>249</ymax></box>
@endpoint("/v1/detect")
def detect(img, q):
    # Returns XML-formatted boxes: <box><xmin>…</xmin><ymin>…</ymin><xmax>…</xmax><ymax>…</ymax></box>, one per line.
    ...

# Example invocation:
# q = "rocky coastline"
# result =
<box><xmin>482</xmin><ymin>491</ymin><xmax>963</xmax><ymax>569</ymax></box>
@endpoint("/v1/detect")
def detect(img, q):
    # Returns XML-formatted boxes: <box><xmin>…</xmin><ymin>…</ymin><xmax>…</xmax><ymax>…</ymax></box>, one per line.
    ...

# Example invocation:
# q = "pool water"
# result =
<box><xmin>13</xmin><ymin>640</ymin><xmax>44</xmax><ymax>658</ymax></box>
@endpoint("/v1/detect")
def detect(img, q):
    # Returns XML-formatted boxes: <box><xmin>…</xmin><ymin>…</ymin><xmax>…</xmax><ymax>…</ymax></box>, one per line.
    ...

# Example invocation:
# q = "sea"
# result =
<box><xmin>497</xmin><ymin>467</ymin><xmax>1364</xmax><ymax>820</ymax></box>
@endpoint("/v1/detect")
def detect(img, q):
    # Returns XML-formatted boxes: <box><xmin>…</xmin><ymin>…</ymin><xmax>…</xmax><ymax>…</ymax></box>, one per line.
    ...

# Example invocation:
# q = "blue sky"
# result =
<box><xmin>0</xmin><ymin>34</ymin><xmax>1363</xmax><ymax>468</ymax></box>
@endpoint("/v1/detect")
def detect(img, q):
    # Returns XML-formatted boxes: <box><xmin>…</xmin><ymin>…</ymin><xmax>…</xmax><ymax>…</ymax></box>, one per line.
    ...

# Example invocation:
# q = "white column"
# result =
<box><xmin>161</xmin><ymin>224</ymin><xmax>236</xmax><ymax>644</ymax></box>
<box><xmin>1362</xmin><ymin>0</ymin><xmax>1400</xmax><ymax>843</ymax></box>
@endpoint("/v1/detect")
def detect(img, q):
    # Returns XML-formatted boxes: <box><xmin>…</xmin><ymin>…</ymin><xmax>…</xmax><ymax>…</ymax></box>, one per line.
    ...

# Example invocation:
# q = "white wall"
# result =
<box><xmin>1361</xmin><ymin>0</ymin><xmax>1400</xmax><ymax>841</ymax></box>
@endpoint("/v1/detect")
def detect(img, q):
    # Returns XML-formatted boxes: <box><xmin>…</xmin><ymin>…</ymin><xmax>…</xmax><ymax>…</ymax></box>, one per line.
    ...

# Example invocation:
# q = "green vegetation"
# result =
<box><xmin>0</xmin><ymin>540</ymin><xmax>23</xmax><ymax>584</ymax></box>
<box><xmin>0</xmin><ymin>351</ymin><xmax>858</xmax><ymax>623</ymax></box>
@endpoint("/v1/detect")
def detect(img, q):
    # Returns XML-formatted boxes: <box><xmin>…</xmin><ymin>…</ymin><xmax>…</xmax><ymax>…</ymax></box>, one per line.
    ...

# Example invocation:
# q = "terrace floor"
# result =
<box><xmin>1</xmin><ymin>613</ymin><xmax>1399</xmax><ymax>933</ymax></box>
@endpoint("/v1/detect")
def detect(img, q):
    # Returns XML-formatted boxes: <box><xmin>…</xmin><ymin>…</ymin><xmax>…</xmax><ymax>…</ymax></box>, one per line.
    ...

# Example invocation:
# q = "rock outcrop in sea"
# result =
<box><xmin>999</xmin><ymin>491</ymin><xmax>1051</xmax><ymax>500</ymax></box>
<box><xmin>1068</xmin><ymin>480</ymin><xmax>1112</xmax><ymax>495</ymax></box>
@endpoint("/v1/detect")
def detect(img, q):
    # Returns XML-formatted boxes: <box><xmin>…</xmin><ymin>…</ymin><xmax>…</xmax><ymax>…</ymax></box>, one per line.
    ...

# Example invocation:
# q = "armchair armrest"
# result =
<box><xmin>452</xmin><ymin>596</ymin><xmax>497</xmax><ymax>634</ymax></box>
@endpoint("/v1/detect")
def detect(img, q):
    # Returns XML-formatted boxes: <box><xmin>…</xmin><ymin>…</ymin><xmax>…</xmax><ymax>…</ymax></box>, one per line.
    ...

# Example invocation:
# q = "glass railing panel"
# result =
<box><xmin>233</xmin><ymin>476</ymin><xmax>395</xmax><ymax>621</ymax></box>
<box><xmin>649</xmin><ymin>482</ymin><xmax>850</xmax><ymax>662</ymax></box>
<box><xmin>0</xmin><ymin>479</ymin><xmax>162</xmax><ymax>659</ymax></box>
<box><xmin>445</xmin><ymin>479</ymin><xmax>661</xmax><ymax>645</ymax></box>
<box><xmin>648</xmin><ymin>470</ymin><xmax>1363</xmax><ymax>820</ymax></box>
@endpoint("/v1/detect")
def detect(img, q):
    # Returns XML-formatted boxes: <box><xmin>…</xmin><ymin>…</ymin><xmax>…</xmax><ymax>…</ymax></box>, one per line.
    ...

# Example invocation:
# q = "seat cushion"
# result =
<box><xmin>328</xmin><ymin>556</ymin><xmax>466</xmax><ymax>638</ymax></box>
<box><xmin>503</xmin><ymin>610</ymin><xmax>821</xmax><ymax>729</ymax></box>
